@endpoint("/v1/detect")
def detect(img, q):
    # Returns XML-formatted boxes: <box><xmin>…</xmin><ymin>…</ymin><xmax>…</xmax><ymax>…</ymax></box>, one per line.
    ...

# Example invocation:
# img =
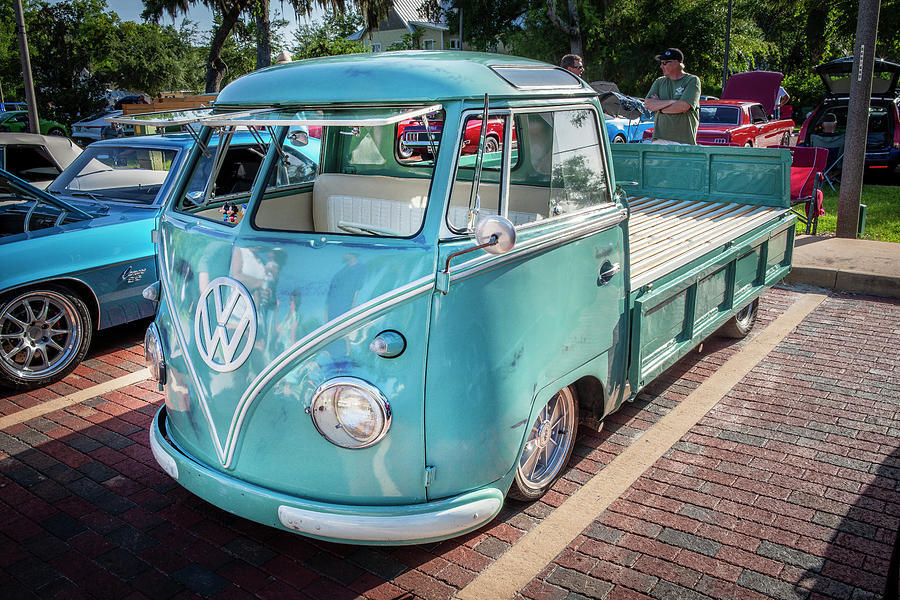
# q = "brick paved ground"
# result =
<box><xmin>0</xmin><ymin>288</ymin><xmax>897</xmax><ymax>600</ymax></box>
<box><xmin>523</xmin><ymin>291</ymin><xmax>900</xmax><ymax>600</ymax></box>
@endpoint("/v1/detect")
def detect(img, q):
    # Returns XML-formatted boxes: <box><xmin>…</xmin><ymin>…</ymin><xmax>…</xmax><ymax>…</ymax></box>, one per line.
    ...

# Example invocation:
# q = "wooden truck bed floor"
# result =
<box><xmin>627</xmin><ymin>195</ymin><xmax>789</xmax><ymax>288</ymax></box>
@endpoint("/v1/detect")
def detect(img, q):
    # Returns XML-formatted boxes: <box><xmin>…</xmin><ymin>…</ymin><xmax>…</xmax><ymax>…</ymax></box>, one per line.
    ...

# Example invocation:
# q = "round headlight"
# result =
<box><xmin>309</xmin><ymin>378</ymin><xmax>391</xmax><ymax>449</ymax></box>
<box><xmin>144</xmin><ymin>323</ymin><xmax>166</xmax><ymax>385</ymax></box>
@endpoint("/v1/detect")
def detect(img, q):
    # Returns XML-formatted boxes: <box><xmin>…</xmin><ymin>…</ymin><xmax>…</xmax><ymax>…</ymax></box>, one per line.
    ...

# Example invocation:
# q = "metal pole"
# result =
<box><xmin>836</xmin><ymin>0</ymin><xmax>881</xmax><ymax>239</ymax></box>
<box><xmin>13</xmin><ymin>0</ymin><xmax>39</xmax><ymax>134</ymax></box>
<box><xmin>722</xmin><ymin>0</ymin><xmax>732</xmax><ymax>89</ymax></box>
<box><xmin>459</xmin><ymin>6</ymin><xmax>463</xmax><ymax>50</ymax></box>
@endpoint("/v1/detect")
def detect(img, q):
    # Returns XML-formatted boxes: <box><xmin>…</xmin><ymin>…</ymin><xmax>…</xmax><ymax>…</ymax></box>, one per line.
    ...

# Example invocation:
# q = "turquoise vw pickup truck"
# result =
<box><xmin>144</xmin><ymin>52</ymin><xmax>794</xmax><ymax>545</ymax></box>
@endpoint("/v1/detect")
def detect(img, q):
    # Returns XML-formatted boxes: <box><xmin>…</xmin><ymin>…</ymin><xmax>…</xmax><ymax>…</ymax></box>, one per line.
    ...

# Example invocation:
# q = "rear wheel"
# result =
<box><xmin>719</xmin><ymin>298</ymin><xmax>759</xmax><ymax>339</ymax></box>
<box><xmin>613</xmin><ymin>134</ymin><xmax>627</xmax><ymax>144</ymax></box>
<box><xmin>484</xmin><ymin>136</ymin><xmax>500</xmax><ymax>154</ymax></box>
<box><xmin>0</xmin><ymin>286</ymin><xmax>92</xmax><ymax>390</ymax></box>
<box><xmin>508</xmin><ymin>385</ymin><xmax>579</xmax><ymax>501</ymax></box>
<box><xmin>744</xmin><ymin>141</ymin><xmax>753</xmax><ymax>147</ymax></box>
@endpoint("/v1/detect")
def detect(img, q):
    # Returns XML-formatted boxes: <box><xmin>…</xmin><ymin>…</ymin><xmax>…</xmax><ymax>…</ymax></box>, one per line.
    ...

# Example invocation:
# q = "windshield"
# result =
<box><xmin>176</xmin><ymin>106</ymin><xmax>439</xmax><ymax>238</ymax></box>
<box><xmin>48</xmin><ymin>145</ymin><xmax>178</xmax><ymax>205</ymax></box>
<box><xmin>700</xmin><ymin>106</ymin><xmax>740</xmax><ymax>125</ymax></box>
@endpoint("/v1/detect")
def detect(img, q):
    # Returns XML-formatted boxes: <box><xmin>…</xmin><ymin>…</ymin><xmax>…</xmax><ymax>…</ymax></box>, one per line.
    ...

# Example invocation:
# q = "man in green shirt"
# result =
<box><xmin>644</xmin><ymin>48</ymin><xmax>701</xmax><ymax>145</ymax></box>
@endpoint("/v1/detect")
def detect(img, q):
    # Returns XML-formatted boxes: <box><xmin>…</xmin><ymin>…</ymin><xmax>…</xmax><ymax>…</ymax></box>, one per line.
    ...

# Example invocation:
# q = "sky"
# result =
<box><xmin>103</xmin><ymin>0</ymin><xmax>324</xmax><ymax>40</ymax></box>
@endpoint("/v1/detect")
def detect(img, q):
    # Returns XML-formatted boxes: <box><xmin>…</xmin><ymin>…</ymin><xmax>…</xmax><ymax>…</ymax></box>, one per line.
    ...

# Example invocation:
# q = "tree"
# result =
<box><xmin>142</xmin><ymin>0</ymin><xmax>395</xmax><ymax>92</ymax></box>
<box><xmin>105</xmin><ymin>20</ymin><xmax>204</xmax><ymax>96</ymax></box>
<box><xmin>546</xmin><ymin>0</ymin><xmax>581</xmax><ymax>57</ymax></box>
<box><xmin>8</xmin><ymin>0</ymin><xmax>117</xmax><ymax>124</ymax></box>
<box><xmin>291</xmin><ymin>9</ymin><xmax>366</xmax><ymax>59</ymax></box>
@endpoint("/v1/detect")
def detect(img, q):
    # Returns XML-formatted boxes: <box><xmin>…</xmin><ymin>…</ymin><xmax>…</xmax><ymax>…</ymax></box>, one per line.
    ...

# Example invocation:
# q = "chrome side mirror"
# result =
<box><xmin>289</xmin><ymin>129</ymin><xmax>309</xmax><ymax>146</ymax></box>
<box><xmin>475</xmin><ymin>215</ymin><xmax>516</xmax><ymax>255</ymax></box>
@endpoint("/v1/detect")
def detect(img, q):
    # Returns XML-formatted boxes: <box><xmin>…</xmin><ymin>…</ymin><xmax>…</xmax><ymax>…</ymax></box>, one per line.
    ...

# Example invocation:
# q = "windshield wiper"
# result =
<box><xmin>69</xmin><ymin>191</ymin><xmax>106</xmax><ymax>201</ymax></box>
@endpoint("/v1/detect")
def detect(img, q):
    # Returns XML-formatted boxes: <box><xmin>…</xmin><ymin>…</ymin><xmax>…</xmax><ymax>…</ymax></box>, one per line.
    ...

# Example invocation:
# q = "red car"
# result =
<box><xmin>397</xmin><ymin>116</ymin><xmax>505</xmax><ymax>158</ymax></box>
<box><xmin>642</xmin><ymin>70</ymin><xmax>795</xmax><ymax>147</ymax></box>
<box><xmin>642</xmin><ymin>100</ymin><xmax>794</xmax><ymax>147</ymax></box>
<box><xmin>695</xmin><ymin>100</ymin><xmax>794</xmax><ymax>147</ymax></box>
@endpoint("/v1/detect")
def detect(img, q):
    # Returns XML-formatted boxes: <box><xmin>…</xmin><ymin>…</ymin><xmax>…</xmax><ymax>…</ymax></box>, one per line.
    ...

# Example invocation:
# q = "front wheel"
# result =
<box><xmin>397</xmin><ymin>141</ymin><xmax>414</xmax><ymax>159</ymax></box>
<box><xmin>719</xmin><ymin>298</ymin><xmax>759</xmax><ymax>339</ymax></box>
<box><xmin>508</xmin><ymin>385</ymin><xmax>579</xmax><ymax>501</ymax></box>
<box><xmin>0</xmin><ymin>286</ymin><xmax>93</xmax><ymax>390</ymax></box>
<box><xmin>613</xmin><ymin>134</ymin><xmax>627</xmax><ymax>143</ymax></box>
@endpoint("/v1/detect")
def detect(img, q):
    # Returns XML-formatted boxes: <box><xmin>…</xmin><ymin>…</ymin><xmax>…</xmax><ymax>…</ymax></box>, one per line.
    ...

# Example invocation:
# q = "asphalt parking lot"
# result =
<box><xmin>1</xmin><ymin>285</ymin><xmax>898</xmax><ymax>600</ymax></box>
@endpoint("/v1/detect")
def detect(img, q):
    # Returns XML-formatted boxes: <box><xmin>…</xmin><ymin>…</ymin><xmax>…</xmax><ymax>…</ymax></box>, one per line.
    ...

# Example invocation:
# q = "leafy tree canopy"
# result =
<box><xmin>291</xmin><ymin>9</ymin><xmax>366</xmax><ymax>59</ymax></box>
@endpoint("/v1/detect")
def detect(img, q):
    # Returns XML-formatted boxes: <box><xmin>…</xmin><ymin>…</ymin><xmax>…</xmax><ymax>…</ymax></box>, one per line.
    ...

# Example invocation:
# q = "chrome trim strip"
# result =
<box><xmin>449</xmin><ymin>208</ymin><xmax>627</xmax><ymax>283</ymax></box>
<box><xmin>277</xmin><ymin>497</ymin><xmax>503</xmax><ymax>542</ymax></box>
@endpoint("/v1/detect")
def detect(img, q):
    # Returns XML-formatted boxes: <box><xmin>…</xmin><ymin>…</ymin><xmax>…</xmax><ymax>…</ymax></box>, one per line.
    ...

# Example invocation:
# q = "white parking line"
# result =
<box><xmin>0</xmin><ymin>368</ymin><xmax>150</xmax><ymax>431</ymax></box>
<box><xmin>457</xmin><ymin>292</ymin><xmax>827</xmax><ymax>600</ymax></box>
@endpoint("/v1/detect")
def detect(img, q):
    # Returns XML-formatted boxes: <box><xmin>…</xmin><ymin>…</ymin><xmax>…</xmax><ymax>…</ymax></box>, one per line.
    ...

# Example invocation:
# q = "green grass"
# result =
<box><xmin>796</xmin><ymin>182</ymin><xmax>900</xmax><ymax>242</ymax></box>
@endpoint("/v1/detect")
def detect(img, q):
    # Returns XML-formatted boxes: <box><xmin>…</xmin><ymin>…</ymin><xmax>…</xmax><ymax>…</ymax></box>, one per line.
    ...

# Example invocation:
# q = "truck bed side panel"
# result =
<box><xmin>610</xmin><ymin>144</ymin><xmax>794</xmax><ymax>397</ymax></box>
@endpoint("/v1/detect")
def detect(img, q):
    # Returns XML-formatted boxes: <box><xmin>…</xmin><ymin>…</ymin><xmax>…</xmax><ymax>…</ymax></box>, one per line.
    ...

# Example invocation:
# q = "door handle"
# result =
<box><xmin>598</xmin><ymin>261</ymin><xmax>620</xmax><ymax>286</ymax></box>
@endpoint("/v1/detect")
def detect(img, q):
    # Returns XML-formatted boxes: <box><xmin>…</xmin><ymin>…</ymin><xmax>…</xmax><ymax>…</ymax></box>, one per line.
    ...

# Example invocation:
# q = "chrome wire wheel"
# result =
<box><xmin>0</xmin><ymin>288</ymin><xmax>91</xmax><ymax>389</ymax></box>
<box><xmin>719</xmin><ymin>298</ymin><xmax>759</xmax><ymax>339</ymax></box>
<box><xmin>509</xmin><ymin>385</ymin><xmax>579</xmax><ymax>501</ymax></box>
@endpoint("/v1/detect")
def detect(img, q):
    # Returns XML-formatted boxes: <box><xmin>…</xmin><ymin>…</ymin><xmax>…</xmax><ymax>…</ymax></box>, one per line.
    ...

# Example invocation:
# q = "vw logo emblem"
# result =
<box><xmin>194</xmin><ymin>277</ymin><xmax>257</xmax><ymax>373</ymax></box>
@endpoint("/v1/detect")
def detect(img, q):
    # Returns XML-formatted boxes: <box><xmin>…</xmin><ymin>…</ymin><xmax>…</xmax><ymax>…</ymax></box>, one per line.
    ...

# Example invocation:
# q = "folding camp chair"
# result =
<box><xmin>774</xmin><ymin>145</ymin><xmax>828</xmax><ymax>234</ymax></box>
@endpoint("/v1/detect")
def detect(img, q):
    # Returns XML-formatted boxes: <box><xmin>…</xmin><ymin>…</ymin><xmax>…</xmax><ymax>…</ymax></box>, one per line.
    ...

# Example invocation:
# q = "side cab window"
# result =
<box><xmin>446</xmin><ymin>107</ymin><xmax>610</xmax><ymax>234</ymax></box>
<box><xmin>750</xmin><ymin>104</ymin><xmax>768</xmax><ymax>124</ymax></box>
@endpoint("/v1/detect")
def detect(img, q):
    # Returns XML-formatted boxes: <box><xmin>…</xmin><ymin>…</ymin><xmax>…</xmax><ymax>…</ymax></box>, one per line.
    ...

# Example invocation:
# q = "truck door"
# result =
<box><xmin>423</xmin><ymin>107</ymin><xmax>629</xmax><ymax>500</ymax></box>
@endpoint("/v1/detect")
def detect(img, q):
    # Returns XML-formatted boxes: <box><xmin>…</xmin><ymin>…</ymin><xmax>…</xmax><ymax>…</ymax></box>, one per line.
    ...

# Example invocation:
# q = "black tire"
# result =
<box><xmin>48</xmin><ymin>127</ymin><xmax>66</xmax><ymax>137</ymax></box>
<box><xmin>781</xmin><ymin>132</ymin><xmax>792</xmax><ymax>146</ymax></box>
<box><xmin>508</xmin><ymin>385</ymin><xmax>579</xmax><ymax>501</ymax></box>
<box><xmin>0</xmin><ymin>286</ymin><xmax>93</xmax><ymax>390</ymax></box>
<box><xmin>613</xmin><ymin>134</ymin><xmax>627</xmax><ymax>143</ymax></box>
<box><xmin>719</xmin><ymin>298</ymin><xmax>759</xmax><ymax>339</ymax></box>
<box><xmin>484</xmin><ymin>136</ymin><xmax>500</xmax><ymax>154</ymax></box>
<box><xmin>744</xmin><ymin>141</ymin><xmax>753</xmax><ymax>147</ymax></box>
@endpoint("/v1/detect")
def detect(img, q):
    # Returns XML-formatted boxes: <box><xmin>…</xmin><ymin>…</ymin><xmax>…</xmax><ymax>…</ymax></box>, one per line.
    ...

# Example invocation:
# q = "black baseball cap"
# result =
<box><xmin>655</xmin><ymin>48</ymin><xmax>684</xmax><ymax>62</ymax></box>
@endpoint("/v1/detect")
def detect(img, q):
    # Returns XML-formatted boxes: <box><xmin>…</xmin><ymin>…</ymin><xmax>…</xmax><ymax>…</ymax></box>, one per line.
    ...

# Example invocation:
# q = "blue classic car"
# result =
<box><xmin>600</xmin><ymin>91</ymin><xmax>654</xmax><ymax>143</ymax></box>
<box><xmin>0</xmin><ymin>130</ymin><xmax>319</xmax><ymax>390</ymax></box>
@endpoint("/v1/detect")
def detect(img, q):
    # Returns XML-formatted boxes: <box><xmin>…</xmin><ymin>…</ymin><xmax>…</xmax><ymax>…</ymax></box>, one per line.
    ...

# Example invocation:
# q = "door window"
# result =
<box><xmin>447</xmin><ymin>114</ymin><xmax>508</xmax><ymax>232</ymax></box>
<box><xmin>446</xmin><ymin>107</ymin><xmax>610</xmax><ymax>234</ymax></box>
<box><xmin>750</xmin><ymin>104</ymin><xmax>768</xmax><ymax>124</ymax></box>
<box><xmin>509</xmin><ymin>109</ymin><xmax>610</xmax><ymax>223</ymax></box>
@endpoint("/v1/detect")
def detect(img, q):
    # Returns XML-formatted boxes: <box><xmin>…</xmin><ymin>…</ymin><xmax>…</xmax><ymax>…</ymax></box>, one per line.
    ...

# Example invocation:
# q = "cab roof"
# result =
<box><xmin>215</xmin><ymin>51</ymin><xmax>592</xmax><ymax>107</ymax></box>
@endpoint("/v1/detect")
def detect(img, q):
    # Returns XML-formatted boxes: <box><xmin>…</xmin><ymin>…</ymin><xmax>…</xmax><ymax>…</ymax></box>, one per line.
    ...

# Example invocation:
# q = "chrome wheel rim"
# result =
<box><xmin>735</xmin><ymin>300</ymin><xmax>757</xmax><ymax>328</ymax></box>
<box><xmin>517</xmin><ymin>387</ymin><xmax>577</xmax><ymax>490</ymax></box>
<box><xmin>0</xmin><ymin>291</ymin><xmax>82</xmax><ymax>380</ymax></box>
